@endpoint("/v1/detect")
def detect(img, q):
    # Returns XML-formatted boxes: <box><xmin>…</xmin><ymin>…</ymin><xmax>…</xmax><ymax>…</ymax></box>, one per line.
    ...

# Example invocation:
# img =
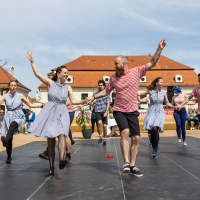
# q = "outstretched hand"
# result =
<box><xmin>158</xmin><ymin>38</ymin><xmax>166</xmax><ymax>50</ymax></box>
<box><xmin>86</xmin><ymin>97</ymin><xmax>94</xmax><ymax>105</ymax></box>
<box><xmin>26</xmin><ymin>51</ymin><xmax>33</xmax><ymax>61</ymax></box>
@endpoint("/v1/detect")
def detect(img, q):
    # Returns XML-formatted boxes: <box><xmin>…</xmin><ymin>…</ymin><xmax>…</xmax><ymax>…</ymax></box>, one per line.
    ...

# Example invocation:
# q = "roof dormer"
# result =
<box><xmin>103</xmin><ymin>75</ymin><xmax>110</xmax><ymax>84</ymax></box>
<box><xmin>175</xmin><ymin>74</ymin><xmax>183</xmax><ymax>83</ymax></box>
<box><xmin>65</xmin><ymin>75</ymin><xmax>74</xmax><ymax>84</ymax></box>
<box><xmin>140</xmin><ymin>76</ymin><xmax>147</xmax><ymax>83</ymax></box>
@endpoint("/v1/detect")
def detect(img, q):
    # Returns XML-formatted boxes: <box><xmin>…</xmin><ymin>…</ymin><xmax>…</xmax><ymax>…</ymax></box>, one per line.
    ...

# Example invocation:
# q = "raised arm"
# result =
<box><xmin>146</xmin><ymin>38</ymin><xmax>166</xmax><ymax>71</ymax></box>
<box><xmin>21</xmin><ymin>94</ymin><xmax>43</xmax><ymax>108</ymax></box>
<box><xmin>86</xmin><ymin>88</ymin><xmax>112</xmax><ymax>104</ymax></box>
<box><xmin>26</xmin><ymin>51</ymin><xmax>52</xmax><ymax>87</ymax></box>
<box><xmin>0</xmin><ymin>95</ymin><xmax>5</xmax><ymax>105</ymax></box>
<box><xmin>138</xmin><ymin>96</ymin><xmax>148</xmax><ymax>103</ymax></box>
<box><xmin>68</xmin><ymin>86</ymin><xmax>85</xmax><ymax>105</ymax></box>
<box><xmin>164</xmin><ymin>92</ymin><xmax>174</xmax><ymax>108</ymax></box>
<box><xmin>33</xmin><ymin>98</ymin><xmax>47</xmax><ymax>105</ymax></box>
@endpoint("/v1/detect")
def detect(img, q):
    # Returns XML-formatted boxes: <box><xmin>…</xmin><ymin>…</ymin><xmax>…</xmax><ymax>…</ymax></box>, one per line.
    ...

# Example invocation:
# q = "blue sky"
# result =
<box><xmin>0</xmin><ymin>0</ymin><xmax>200</xmax><ymax>97</ymax></box>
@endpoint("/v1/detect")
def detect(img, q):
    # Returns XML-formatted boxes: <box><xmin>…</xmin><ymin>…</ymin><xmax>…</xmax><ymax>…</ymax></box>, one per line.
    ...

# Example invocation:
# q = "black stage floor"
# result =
<box><xmin>0</xmin><ymin>136</ymin><xmax>200</xmax><ymax>200</ymax></box>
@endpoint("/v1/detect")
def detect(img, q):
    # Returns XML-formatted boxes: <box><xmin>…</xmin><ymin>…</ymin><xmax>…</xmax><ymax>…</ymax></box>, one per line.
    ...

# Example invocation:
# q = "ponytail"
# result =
<box><xmin>147</xmin><ymin>77</ymin><xmax>162</xmax><ymax>91</ymax></box>
<box><xmin>0</xmin><ymin>80</ymin><xmax>18</xmax><ymax>93</ymax></box>
<box><xmin>51</xmin><ymin>66</ymin><xmax>67</xmax><ymax>82</ymax></box>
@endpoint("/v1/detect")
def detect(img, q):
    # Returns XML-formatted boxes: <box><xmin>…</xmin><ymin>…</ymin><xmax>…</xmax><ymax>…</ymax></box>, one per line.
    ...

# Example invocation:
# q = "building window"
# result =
<box><xmin>140</xmin><ymin>76</ymin><xmax>147</xmax><ymax>83</ymax></box>
<box><xmin>81</xmin><ymin>93</ymin><xmax>88</xmax><ymax>100</ymax></box>
<box><xmin>65</xmin><ymin>75</ymin><xmax>74</xmax><ymax>84</ymax></box>
<box><xmin>175</xmin><ymin>74</ymin><xmax>183</xmax><ymax>83</ymax></box>
<box><xmin>103</xmin><ymin>75</ymin><xmax>110</xmax><ymax>84</ymax></box>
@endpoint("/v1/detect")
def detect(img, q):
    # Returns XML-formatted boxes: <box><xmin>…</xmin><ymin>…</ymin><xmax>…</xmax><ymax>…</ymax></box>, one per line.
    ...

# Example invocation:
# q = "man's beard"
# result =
<box><xmin>115</xmin><ymin>67</ymin><xmax>125</xmax><ymax>77</ymax></box>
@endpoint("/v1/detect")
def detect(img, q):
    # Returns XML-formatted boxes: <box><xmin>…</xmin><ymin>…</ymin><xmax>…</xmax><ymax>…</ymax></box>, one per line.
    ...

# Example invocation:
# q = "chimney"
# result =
<box><xmin>11</xmin><ymin>67</ymin><xmax>14</xmax><ymax>76</ymax></box>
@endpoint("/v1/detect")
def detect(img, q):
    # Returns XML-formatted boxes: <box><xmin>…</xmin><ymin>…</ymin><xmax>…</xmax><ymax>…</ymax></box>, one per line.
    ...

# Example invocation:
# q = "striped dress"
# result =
<box><xmin>143</xmin><ymin>89</ymin><xmax>165</xmax><ymax>130</ymax></box>
<box><xmin>0</xmin><ymin>92</ymin><xmax>25</xmax><ymax>134</ymax></box>
<box><xmin>28</xmin><ymin>81</ymin><xmax>70</xmax><ymax>138</ymax></box>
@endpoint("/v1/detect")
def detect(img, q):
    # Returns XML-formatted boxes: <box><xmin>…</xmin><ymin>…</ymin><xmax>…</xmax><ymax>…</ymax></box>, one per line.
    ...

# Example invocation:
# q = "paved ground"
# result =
<box><xmin>0</xmin><ymin>136</ymin><xmax>200</xmax><ymax>200</ymax></box>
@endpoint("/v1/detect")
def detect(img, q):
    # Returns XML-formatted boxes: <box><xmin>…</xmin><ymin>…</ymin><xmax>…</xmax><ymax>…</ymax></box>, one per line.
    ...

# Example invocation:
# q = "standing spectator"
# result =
<box><xmin>93</xmin><ymin>80</ymin><xmax>111</xmax><ymax>147</ymax></box>
<box><xmin>24</xmin><ymin>110</ymin><xmax>35</xmax><ymax>134</ymax></box>
<box><xmin>0</xmin><ymin>110</ymin><xmax>5</xmax><ymax>130</ymax></box>
<box><xmin>91</xmin><ymin>102</ymin><xmax>97</xmax><ymax>137</ymax></box>
<box><xmin>171</xmin><ymin>86</ymin><xmax>187</xmax><ymax>145</ymax></box>
<box><xmin>187</xmin><ymin>108</ymin><xmax>198</xmax><ymax>130</ymax></box>
<box><xmin>111</xmin><ymin>89</ymin><xmax>116</xmax><ymax>107</ymax></box>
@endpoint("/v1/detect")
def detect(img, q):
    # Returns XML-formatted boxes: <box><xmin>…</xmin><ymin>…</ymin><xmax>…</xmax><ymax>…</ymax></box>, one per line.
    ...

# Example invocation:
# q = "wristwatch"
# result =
<box><xmin>93</xmin><ymin>94</ymin><xmax>96</xmax><ymax>100</ymax></box>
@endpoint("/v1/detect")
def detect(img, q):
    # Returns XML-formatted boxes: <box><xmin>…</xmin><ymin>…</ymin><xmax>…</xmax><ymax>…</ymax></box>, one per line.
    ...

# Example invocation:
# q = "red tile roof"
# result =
<box><xmin>0</xmin><ymin>65</ymin><xmax>31</xmax><ymax>91</ymax></box>
<box><xmin>51</xmin><ymin>55</ymin><xmax>193</xmax><ymax>71</ymax></box>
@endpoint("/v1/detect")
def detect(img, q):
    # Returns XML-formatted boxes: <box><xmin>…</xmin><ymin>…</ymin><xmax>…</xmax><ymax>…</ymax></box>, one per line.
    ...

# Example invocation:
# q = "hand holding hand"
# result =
<box><xmin>158</xmin><ymin>38</ymin><xmax>166</xmax><ymax>50</ymax></box>
<box><xmin>86</xmin><ymin>97</ymin><xmax>94</xmax><ymax>105</ymax></box>
<box><xmin>26</xmin><ymin>51</ymin><xmax>34</xmax><ymax>61</ymax></box>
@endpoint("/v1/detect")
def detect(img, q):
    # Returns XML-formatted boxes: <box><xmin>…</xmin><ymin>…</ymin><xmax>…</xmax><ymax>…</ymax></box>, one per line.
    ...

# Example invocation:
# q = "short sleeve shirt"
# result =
<box><xmin>191</xmin><ymin>86</ymin><xmax>200</xmax><ymax>114</ymax></box>
<box><xmin>67</xmin><ymin>102</ymin><xmax>74</xmax><ymax>113</ymax></box>
<box><xmin>172</xmin><ymin>93</ymin><xmax>187</xmax><ymax>108</ymax></box>
<box><xmin>107</xmin><ymin>65</ymin><xmax>146</xmax><ymax>112</ymax></box>
<box><xmin>93</xmin><ymin>90</ymin><xmax>111</xmax><ymax>112</ymax></box>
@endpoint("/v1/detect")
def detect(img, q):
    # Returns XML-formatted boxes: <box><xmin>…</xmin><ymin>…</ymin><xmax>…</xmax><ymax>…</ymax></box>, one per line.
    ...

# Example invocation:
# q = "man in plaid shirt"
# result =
<box><xmin>93</xmin><ymin>80</ymin><xmax>111</xmax><ymax>147</ymax></box>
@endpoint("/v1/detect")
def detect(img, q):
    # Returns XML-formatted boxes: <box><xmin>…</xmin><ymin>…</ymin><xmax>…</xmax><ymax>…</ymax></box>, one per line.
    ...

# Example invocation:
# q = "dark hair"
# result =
<box><xmin>147</xmin><ymin>77</ymin><xmax>162</xmax><ymax>90</ymax></box>
<box><xmin>51</xmin><ymin>66</ymin><xmax>68</xmax><ymax>82</ymax></box>
<box><xmin>98</xmin><ymin>80</ymin><xmax>106</xmax><ymax>86</ymax></box>
<box><xmin>198</xmin><ymin>73</ymin><xmax>200</xmax><ymax>77</ymax></box>
<box><xmin>0</xmin><ymin>80</ymin><xmax>18</xmax><ymax>93</ymax></box>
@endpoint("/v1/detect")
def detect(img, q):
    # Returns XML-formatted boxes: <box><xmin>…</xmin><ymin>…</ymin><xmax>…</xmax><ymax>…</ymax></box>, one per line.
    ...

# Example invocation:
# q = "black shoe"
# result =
<box><xmin>102</xmin><ymin>140</ymin><xmax>106</xmax><ymax>147</ymax></box>
<box><xmin>129</xmin><ymin>166</ymin><xmax>143</xmax><ymax>177</ymax></box>
<box><xmin>122</xmin><ymin>162</ymin><xmax>130</xmax><ymax>173</ymax></box>
<box><xmin>6</xmin><ymin>158</ymin><xmax>12</xmax><ymax>164</ymax></box>
<box><xmin>71</xmin><ymin>140</ymin><xmax>75</xmax><ymax>145</ymax></box>
<box><xmin>1</xmin><ymin>136</ymin><xmax>7</xmax><ymax>147</ymax></box>
<box><xmin>45</xmin><ymin>170</ymin><xmax>54</xmax><ymax>177</ymax></box>
<box><xmin>98</xmin><ymin>138</ymin><xmax>103</xmax><ymax>144</ymax></box>
<box><xmin>59</xmin><ymin>159</ymin><xmax>68</xmax><ymax>170</ymax></box>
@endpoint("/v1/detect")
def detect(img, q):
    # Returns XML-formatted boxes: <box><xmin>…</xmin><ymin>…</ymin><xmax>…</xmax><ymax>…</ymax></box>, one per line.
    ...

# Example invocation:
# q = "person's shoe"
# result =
<box><xmin>59</xmin><ymin>159</ymin><xmax>68</xmax><ymax>170</ymax></box>
<box><xmin>159</xmin><ymin>130</ymin><xmax>164</xmax><ymax>133</ymax></box>
<box><xmin>149</xmin><ymin>143</ymin><xmax>152</xmax><ymax>147</ymax></box>
<box><xmin>190</xmin><ymin>127</ymin><xmax>193</xmax><ymax>130</ymax></box>
<box><xmin>183</xmin><ymin>141</ymin><xmax>187</xmax><ymax>146</ymax></box>
<box><xmin>65</xmin><ymin>156</ymin><xmax>71</xmax><ymax>163</ymax></box>
<box><xmin>178</xmin><ymin>139</ymin><xmax>181</xmax><ymax>143</ymax></box>
<box><xmin>39</xmin><ymin>151</ymin><xmax>49</xmax><ymax>160</ymax></box>
<box><xmin>122</xmin><ymin>162</ymin><xmax>130</xmax><ymax>173</ymax></box>
<box><xmin>1</xmin><ymin>136</ymin><xmax>7</xmax><ymax>147</ymax></box>
<box><xmin>71</xmin><ymin>139</ymin><xmax>75</xmax><ymax>145</ymax></box>
<box><xmin>24</xmin><ymin>132</ymin><xmax>28</xmax><ymax>135</ymax></box>
<box><xmin>98</xmin><ymin>138</ymin><xmax>103</xmax><ymax>144</ymax></box>
<box><xmin>192</xmin><ymin>127</ymin><xmax>195</xmax><ymax>130</ymax></box>
<box><xmin>91</xmin><ymin>134</ymin><xmax>95</xmax><ymax>137</ymax></box>
<box><xmin>152</xmin><ymin>150</ymin><xmax>158</xmax><ymax>158</ymax></box>
<box><xmin>102</xmin><ymin>140</ymin><xmax>106</xmax><ymax>147</ymax></box>
<box><xmin>129</xmin><ymin>166</ymin><xmax>143</xmax><ymax>177</ymax></box>
<box><xmin>6</xmin><ymin>158</ymin><xmax>12</xmax><ymax>164</ymax></box>
<box><xmin>45</xmin><ymin>170</ymin><xmax>54</xmax><ymax>177</ymax></box>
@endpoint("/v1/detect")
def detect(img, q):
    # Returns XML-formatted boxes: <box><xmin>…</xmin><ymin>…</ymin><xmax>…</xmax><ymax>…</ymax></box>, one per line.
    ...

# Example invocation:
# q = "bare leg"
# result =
<box><xmin>130</xmin><ymin>135</ymin><xmax>140</xmax><ymax>166</ymax></box>
<box><xmin>103</xmin><ymin>124</ymin><xmax>107</xmax><ymax>139</ymax></box>
<box><xmin>66</xmin><ymin>136</ymin><xmax>71</xmax><ymax>154</ymax></box>
<box><xmin>58</xmin><ymin>134</ymin><xmax>66</xmax><ymax>160</ymax></box>
<box><xmin>97</xmin><ymin>120</ymin><xmax>102</xmax><ymax>137</ymax></box>
<box><xmin>48</xmin><ymin>138</ymin><xmax>55</xmax><ymax>173</ymax></box>
<box><xmin>120</xmin><ymin>128</ymin><xmax>130</xmax><ymax>163</ymax></box>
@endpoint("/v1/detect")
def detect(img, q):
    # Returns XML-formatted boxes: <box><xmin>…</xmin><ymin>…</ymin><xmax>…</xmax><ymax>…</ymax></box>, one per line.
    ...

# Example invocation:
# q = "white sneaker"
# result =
<box><xmin>183</xmin><ymin>142</ymin><xmax>187</xmax><ymax>146</ymax></box>
<box><xmin>190</xmin><ymin>127</ymin><xmax>193</xmax><ymax>130</ymax></box>
<box><xmin>178</xmin><ymin>139</ymin><xmax>181</xmax><ymax>143</ymax></box>
<box><xmin>24</xmin><ymin>132</ymin><xmax>28</xmax><ymax>135</ymax></box>
<box><xmin>192</xmin><ymin>127</ymin><xmax>195</xmax><ymax>130</ymax></box>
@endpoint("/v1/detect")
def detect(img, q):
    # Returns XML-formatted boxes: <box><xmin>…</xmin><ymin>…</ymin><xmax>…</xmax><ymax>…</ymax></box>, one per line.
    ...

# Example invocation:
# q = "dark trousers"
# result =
<box><xmin>69</xmin><ymin>111</ymin><xmax>75</xmax><ymax>141</ymax></box>
<box><xmin>91</xmin><ymin>119</ymin><xmax>97</xmax><ymax>133</ymax></box>
<box><xmin>173</xmin><ymin>108</ymin><xmax>187</xmax><ymax>141</ymax></box>
<box><xmin>187</xmin><ymin>118</ymin><xmax>198</xmax><ymax>128</ymax></box>
<box><xmin>150</xmin><ymin>127</ymin><xmax>159</xmax><ymax>151</ymax></box>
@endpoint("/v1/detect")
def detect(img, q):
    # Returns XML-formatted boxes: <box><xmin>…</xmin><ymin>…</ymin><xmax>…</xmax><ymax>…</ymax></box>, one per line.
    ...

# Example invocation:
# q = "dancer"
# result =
<box><xmin>94</xmin><ymin>80</ymin><xmax>111</xmax><ymax>147</ymax></box>
<box><xmin>171</xmin><ymin>86</ymin><xmax>187</xmax><ymax>145</ymax></box>
<box><xmin>143</xmin><ymin>77</ymin><xmax>174</xmax><ymax>158</ymax></box>
<box><xmin>86</xmin><ymin>38</ymin><xmax>166</xmax><ymax>177</ymax></box>
<box><xmin>0</xmin><ymin>80</ymin><xmax>43</xmax><ymax>164</ymax></box>
<box><xmin>26</xmin><ymin>51</ymin><xmax>85</xmax><ymax>177</ymax></box>
<box><xmin>177</xmin><ymin>73</ymin><xmax>200</xmax><ymax>122</ymax></box>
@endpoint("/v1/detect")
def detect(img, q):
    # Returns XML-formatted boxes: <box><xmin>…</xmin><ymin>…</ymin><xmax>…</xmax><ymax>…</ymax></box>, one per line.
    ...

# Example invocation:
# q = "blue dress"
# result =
<box><xmin>28</xmin><ymin>81</ymin><xmax>70</xmax><ymax>138</ymax></box>
<box><xmin>143</xmin><ymin>89</ymin><xmax>165</xmax><ymax>130</ymax></box>
<box><xmin>0</xmin><ymin>92</ymin><xmax>25</xmax><ymax>134</ymax></box>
